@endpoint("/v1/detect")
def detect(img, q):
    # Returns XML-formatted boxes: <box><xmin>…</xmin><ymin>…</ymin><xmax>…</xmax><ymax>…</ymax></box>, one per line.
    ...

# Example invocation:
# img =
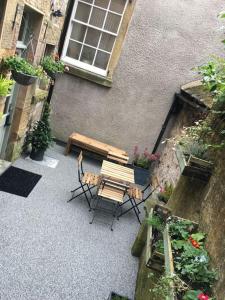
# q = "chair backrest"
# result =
<box><xmin>77</xmin><ymin>151</ymin><xmax>84</xmax><ymax>181</ymax></box>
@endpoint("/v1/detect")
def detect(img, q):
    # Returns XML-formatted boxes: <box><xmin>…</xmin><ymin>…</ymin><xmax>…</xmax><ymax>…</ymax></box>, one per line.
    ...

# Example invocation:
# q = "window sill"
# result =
<box><xmin>65</xmin><ymin>66</ymin><xmax>113</xmax><ymax>88</ymax></box>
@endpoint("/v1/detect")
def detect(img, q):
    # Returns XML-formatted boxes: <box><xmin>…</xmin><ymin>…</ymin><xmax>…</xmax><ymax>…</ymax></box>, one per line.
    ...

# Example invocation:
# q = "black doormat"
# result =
<box><xmin>0</xmin><ymin>166</ymin><xmax>42</xmax><ymax>197</ymax></box>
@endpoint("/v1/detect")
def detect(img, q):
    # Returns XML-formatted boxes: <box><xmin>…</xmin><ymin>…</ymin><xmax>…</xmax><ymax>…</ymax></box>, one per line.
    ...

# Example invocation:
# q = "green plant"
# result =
<box><xmin>149</xmin><ymin>273</ymin><xmax>189</xmax><ymax>299</ymax></box>
<box><xmin>146</xmin><ymin>215</ymin><xmax>165</xmax><ymax>231</ymax></box>
<box><xmin>158</xmin><ymin>182</ymin><xmax>174</xmax><ymax>203</ymax></box>
<box><xmin>169</xmin><ymin>219</ymin><xmax>195</xmax><ymax>240</ymax></box>
<box><xmin>182</xmin><ymin>290</ymin><xmax>203</xmax><ymax>300</ymax></box>
<box><xmin>25</xmin><ymin>102</ymin><xmax>53</xmax><ymax>152</ymax></box>
<box><xmin>154</xmin><ymin>239</ymin><xmax>164</xmax><ymax>253</ymax></box>
<box><xmin>0</xmin><ymin>76</ymin><xmax>14</xmax><ymax>96</ymax></box>
<box><xmin>41</xmin><ymin>55</ymin><xmax>65</xmax><ymax>74</ymax></box>
<box><xmin>133</xmin><ymin>146</ymin><xmax>160</xmax><ymax>169</ymax></box>
<box><xmin>3</xmin><ymin>56</ymin><xmax>44</xmax><ymax>78</ymax></box>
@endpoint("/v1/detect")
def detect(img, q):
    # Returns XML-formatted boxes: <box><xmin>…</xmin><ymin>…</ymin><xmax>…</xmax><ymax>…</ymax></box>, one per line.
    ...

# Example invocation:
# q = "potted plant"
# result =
<box><xmin>3</xmin><ymin>56</ymin><xmax>44</xmax><ymax>86</ymax></box>
<box><xmin>108</xmin><ymin>291</ymin><xmax>131</xmax><ymax>300</ymax></box>
<box><xmin>0</xmin><ymin>75</ymin><xmax>14</xmax><ymax>115</ymax></box>
<box><xmin>25</xmin><ymin>102</ymin><xmax>53</xmax><ymax>161</ymax></box>
<box><xmin>132</xmin><ymin>146</ymin><xmax>160</xmax><ymax>185</ymax></box>
<box><xmin>158</xmin><ymin>182</ymin><xmax>174</xmax><ymax>203</ymax></box>
<box><xmin>41</xmin><ymin>54</ymin><xmax>65</xmax><ymax>80</ymax></box>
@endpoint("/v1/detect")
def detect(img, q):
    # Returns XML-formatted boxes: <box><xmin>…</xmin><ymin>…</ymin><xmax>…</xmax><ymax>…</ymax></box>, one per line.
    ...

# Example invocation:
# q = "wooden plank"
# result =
<box><xmin>163</xmin><ymin>224</ymin><xmax>176</xmax><ymax>300</ymax></box>
<box><xmin>103</xmin><ymin>161</ymin><xmax>133</xmax><ymax>174</ymax></box>
<box><xmin>188</xmin><ymin>155</ymin><xmax>213</xmax><ymax>169</ymax></box>
<box><xmin>145</xmin><ymin>208</ymin><xmax>154</xmax><ymax>268</ymax></box>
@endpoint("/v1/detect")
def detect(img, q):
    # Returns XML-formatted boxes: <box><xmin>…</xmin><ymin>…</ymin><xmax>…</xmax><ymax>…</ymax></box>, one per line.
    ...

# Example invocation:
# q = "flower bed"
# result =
<box><xmin>162</xmin><ymin>218</ymin><xmax>216</xmax><ymax>300</ymax></box>
<box><xmin>175</xmin><ymin>144</ymin><xmax>213</xmax><ymax>182</ymax></box>
<box><xmin>145</xmin><ymin>205</ymin><xmax>171</xmax><ymax>271</ymax></box>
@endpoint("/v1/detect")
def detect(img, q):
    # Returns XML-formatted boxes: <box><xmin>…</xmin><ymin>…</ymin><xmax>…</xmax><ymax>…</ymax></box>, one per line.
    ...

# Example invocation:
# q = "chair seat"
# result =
<box><xmin>128</xmin><ymin>186</ymin><xmax>143</xmax><ymax>201</ymax></box>
<box><xmin>82</xmin><ymin>172</ymin><xmax>101</xmax><ymax>185</ymax></box>
<box><xmin>98</xmin><ymin>185</ymin><xmax>124</xmax><ymax>203</ymax></box>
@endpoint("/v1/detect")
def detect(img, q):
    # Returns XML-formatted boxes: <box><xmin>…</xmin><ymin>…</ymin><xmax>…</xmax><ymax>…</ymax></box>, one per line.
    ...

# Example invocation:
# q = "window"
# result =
<box><xmin>62</xmin><ymin>0</ymin><xmax>129</xmax><ymax>77</ymax></box>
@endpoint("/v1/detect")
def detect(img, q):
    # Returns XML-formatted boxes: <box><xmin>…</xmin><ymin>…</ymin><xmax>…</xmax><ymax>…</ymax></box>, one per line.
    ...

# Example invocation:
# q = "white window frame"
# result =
<box><xmin>61</xmin><ymin>0</ymin><xmax>128</xmax><ymax>77</ymax></box>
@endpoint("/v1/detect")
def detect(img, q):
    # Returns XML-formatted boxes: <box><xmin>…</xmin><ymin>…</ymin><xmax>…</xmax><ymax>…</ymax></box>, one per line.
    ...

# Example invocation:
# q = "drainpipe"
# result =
<box><xmin>152</xmin><ymin>95</ymin><xmax>178</xmax><ymax>154</ymax></box>
<box><xmin>46</xmin><ymin>0</ymin><xmax>74</xmax><ymax>104</ymax></box>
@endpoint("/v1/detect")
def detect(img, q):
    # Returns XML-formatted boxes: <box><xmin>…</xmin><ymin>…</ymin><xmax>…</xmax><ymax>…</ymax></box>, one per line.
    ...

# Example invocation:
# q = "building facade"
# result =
<box><xmin>51</xmin><ymin>0</ymin><xmax>224</xmax><ymax>157</ymax></box>
<box><xmin>0</xmin><ymin>0</ymin><xmax>68</xmax><ymax>161</ymax></box>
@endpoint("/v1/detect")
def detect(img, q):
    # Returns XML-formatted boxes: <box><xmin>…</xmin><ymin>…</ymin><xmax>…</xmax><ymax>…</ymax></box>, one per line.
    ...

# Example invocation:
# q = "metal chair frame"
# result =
<box><xmin>117</xmin><ymin>184</ymin><xmax>158</xmax><ymax>224</ymax></box>
<box><xmin>67</xmin><ymin>151</ymin><xmax>98</xmax><ymax>209</ymax></box>
<box><xmin>90</xmin><ymin>178</ymin><xmax>128</xmax><ymax>231</ymax></box>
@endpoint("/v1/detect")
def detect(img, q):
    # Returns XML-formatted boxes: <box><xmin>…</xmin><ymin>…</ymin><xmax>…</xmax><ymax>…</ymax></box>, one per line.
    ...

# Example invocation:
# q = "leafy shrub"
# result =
<box><xmin>0</xmin><ymin>76</ymin><xmax>14</xmax><ymax>97</ymax></box>
<box><xmin>41</xmin><ymin>55</ymin><xmax>65</xmax><ymax>74</ymax></box>
<box><xmin>4</xmin><ymin>56</ymin><xmax>44</xmax><ymax>77</ymax></box>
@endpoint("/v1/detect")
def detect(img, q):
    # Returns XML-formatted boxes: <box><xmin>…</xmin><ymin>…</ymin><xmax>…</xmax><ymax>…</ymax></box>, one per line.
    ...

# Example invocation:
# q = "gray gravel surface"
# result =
<box><xmin>0</xmin><ymin>145</ymin><xmax>139</xmax><ymax>300</ymax></box>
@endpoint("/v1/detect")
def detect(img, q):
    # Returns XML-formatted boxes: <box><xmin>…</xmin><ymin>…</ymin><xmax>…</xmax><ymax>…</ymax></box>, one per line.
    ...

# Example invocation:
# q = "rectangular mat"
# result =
<box><xmin>0</xmin><ymin>166</ymin><xmax>42</xmax><ymax>197</ymax></box>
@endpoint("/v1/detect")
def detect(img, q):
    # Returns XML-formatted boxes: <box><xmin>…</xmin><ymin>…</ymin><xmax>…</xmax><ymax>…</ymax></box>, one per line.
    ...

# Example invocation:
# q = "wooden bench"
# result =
<box><xmin>65</xmin><ymin>132</ymin><xmax>129</xmax><ymax>164</ymax></box>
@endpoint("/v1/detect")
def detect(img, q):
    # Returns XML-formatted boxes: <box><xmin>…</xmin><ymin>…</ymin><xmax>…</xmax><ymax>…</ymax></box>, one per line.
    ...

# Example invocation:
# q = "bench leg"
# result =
<box><xmin>65</xmin><ymin>138</ymin><xmax>72</xmax><ymax>155</ymax></box>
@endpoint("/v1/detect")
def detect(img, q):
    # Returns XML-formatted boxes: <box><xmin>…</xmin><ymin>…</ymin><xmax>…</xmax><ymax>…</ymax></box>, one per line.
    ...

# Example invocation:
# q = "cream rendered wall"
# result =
<box><xmin>51</xmin><ymin>0</ymin><xmax>224</xmax><ymax>156</ymax></box>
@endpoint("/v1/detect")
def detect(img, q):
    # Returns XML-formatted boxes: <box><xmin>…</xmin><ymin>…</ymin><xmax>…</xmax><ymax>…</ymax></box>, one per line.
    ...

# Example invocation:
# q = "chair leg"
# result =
<box><xmin>131</xmin><ymin>199</ymin><xmax>141</xmax><ymax>224</ymax></box>
<box><xmin>81</xmin><ymin>184</ymin><xmax>90</xmax><ymax>208</ymax></box>
<box><xmin>110</xmin><ymin>203</ymin><xmax>119</xmax><ymax>231</ymax></box>
<box><xmin>89</xmin><ymin>196</ymin><xmax>100</xmax><ymax>225</ymax></box>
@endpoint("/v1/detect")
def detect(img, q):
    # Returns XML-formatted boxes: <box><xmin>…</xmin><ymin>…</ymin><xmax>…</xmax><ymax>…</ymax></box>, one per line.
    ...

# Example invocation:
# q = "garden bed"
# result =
<box><xmin>145</xmin><ymin>205</ymin><xmax>171</xmax><ymax>271</ymax></box>
<box><xmin>161</xmin><ymin>218</ymin><xmax>216</xmax><ymax>300</ymax></box>
<box><xmin>175</xmin><ymin>144</ymin><xmax>213</xmax><ymax>182</ymax></box>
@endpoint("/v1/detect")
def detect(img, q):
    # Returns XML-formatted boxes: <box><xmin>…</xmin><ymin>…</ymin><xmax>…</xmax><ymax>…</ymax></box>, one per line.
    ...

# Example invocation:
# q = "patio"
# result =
<box><xmin>0</xmin><ymin>144</ymin><xmax>139</xmax><ymax>300</ymax></box>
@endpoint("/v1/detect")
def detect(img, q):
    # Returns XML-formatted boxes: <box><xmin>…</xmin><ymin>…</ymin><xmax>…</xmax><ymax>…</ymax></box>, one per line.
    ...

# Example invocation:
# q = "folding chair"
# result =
<box><xmin>67</xmin><ymin>151</ymin><xmax>101</xmax><ymax>208</ymax></box>
<box><xmin>117</xmin><ymin>183</ymin><xmax>158</xmax><ymax>224</ymax></box>
<box><xmin>90</xmin><ymin>178</ymin><xmax>128</xmax><ymax>231</ymax></box>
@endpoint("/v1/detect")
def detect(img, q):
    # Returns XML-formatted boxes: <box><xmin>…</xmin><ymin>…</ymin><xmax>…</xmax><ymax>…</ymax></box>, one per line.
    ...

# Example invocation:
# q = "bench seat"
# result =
<box><xmin>65</xmin><ymin>133</ymin><xmax>129</xmax><ymax>163</ymax></box>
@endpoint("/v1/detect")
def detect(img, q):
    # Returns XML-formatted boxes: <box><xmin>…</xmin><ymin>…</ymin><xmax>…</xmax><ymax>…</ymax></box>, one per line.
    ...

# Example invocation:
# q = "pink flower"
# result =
<box><xmin>134</xmin><ymin>145</ymin><xmax>138</xmax><ymax>155</ymax></box>
<box><xmin>149</xmin><ymin>154</ymin><xmax>158</xmax><ymax>161</ymax></box>
<box><xmin>144</xmin><ymin>147</ymin><xmax>149</xmax><ymax>157</ymax></box>
<box><xmin>198</xmin><ymin>293</ymin><xmax>209</xmax><ymax>300</ymax></box>
<box><xmin>155</xmin><ymin>153</ymin><xmax>161</xmax><ymax>159</ymax></box>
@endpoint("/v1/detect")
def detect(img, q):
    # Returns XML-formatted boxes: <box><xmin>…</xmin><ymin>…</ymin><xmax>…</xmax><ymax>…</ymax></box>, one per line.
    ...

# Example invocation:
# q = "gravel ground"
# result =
<box><xmin>0</xmin><ymin>145</ymin><xmax>139</xmax><ymax>300</ymax></box>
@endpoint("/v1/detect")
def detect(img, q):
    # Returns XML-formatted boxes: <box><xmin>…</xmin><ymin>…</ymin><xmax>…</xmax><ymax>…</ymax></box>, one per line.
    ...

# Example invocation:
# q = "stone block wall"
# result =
<box><xmin>0</xmin><ymin>0</ymin><xmax>68</xmax><ymax>160</ymax></box>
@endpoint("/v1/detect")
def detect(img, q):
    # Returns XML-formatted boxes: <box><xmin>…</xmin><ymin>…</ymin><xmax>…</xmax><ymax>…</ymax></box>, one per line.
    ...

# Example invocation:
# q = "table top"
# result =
<box><xmin>100</xmin><ymin>160</ymin><xmax>135</xmax><ymax>185</ymax></box>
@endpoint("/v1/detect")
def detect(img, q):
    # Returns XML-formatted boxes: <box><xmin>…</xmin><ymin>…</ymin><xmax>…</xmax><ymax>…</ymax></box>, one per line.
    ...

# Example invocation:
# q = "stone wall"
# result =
<box><xmin>51</xmin><ymin>0</ymin><xmax>224</xmax><ymax>156</ymax></box>
<box><xmin>0</xmin><ymin>0</ymin><xmax>68</xmax><ymax>160</ymax></box>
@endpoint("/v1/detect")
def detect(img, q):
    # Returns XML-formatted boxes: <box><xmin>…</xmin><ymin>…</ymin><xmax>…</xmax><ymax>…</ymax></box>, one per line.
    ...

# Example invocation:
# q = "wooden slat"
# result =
<box><xmin>98</xmin><ymin>185</ymin><xmax>124</xmax><ymax>203</ymax></box>
<box><xmin>163</xmin><ymin>224</ymin><xmax>176</xmax><ymax>300</ymax></box>
<box><xmin>146</xmin><ymin>208</ymin><xmax>154</xmax><ymax>267</ymax></box>
<box><xmin>66</xmin><ymin>132</ymin><xmax>128</xmax><ymax>156</ymax></box>
<box><xmin>103</xmin><ymin>161</ymin><xmax>133</xmax><ymax>174</ymax></box>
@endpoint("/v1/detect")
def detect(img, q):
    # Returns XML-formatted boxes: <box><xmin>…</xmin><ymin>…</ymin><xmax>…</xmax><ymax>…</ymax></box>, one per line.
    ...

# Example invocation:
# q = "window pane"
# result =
<box><xmin>109</xmin><ymin>0</ymin><xmax>126</xmax><ymax>14</ymax></box>
<box><xmin>94</xmin><ymin>51</ymin><xmax>110</xmax><ymax>69</ymax></box>
<box><xmin>70</xmin><ymin>22</ymin><xmax>86</xmax><ymax>42</ymax></box>
<box><xmin>66</xmin><ymin>40</ymin><xmax>82</xmax><ymax>60</ymax></box>
<box><xmin>85</xmin><ymin>27</ymin><xmax>101</xmax><ymax>47</ymax></box>
<box><xmin>89</xmin><ymin>7</ymin><xmax>105</xmax><ymax>29</ymax></box>
<box><xmin>94</xmin><ymin>0</ymin><xmax>110</xmax><ymax>9</ymax></box>
<box><xmin>81</xmin><ymin>0</ymin><xmax>93</xmax><ymax>3</ymax></box>
<box><xmin>80</xmin><ymin>45</ymin><xmax>96</xmax><ymax>65</ymax></box>
<box><xmin>99</xmin><ymin>33</ymin><xmax>115</xmax><ymax>52</ymax></box>
<box><xmin>104</xmin><ymin>12</ymin><xmax>121</xmax><ymax>33</ymax></box>
<box><xmin>75</xmin><ymin>2</ymin><xmax>91</xmax><ymax>23</ymax></box>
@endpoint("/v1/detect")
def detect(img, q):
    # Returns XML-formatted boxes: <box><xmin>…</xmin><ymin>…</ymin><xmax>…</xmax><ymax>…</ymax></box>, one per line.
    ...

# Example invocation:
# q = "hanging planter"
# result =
<box><xmin>11</xmin><ymin>70</ymin><xmax>37</xmax><ymax>86</ymax></box>
<box><xmin>41</xmin><ymin>55</ymin><xmax>65</xmax><ymax>80</ymax></box>
<box><xmin>175</xmin><ymin>144</ymin><xmax>213</xmax><ymax>182</ymax></box>
<box><xmin>3</xmin><ymin>56</ymin><xmax>44</xmax><ymax>86</ymax></box>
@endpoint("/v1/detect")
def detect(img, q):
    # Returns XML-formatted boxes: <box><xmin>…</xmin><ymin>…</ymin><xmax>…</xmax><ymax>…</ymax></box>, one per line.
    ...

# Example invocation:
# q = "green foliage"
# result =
<box><xmin>154</xmin><ymin>239</ymin><xmax>164</xmax><ymax>253</ymax></box>
<box><xmin>0</xmin><ymin>76</ymin><xmax>14</xmax><ymax>96</ymax></box>
<box><xmin>25</xmin><ymin>102</ymin><xmax>53</xmax><ymax>151</ymax></box>
<box><xmin>146</xmin><ymin>215</ymin><xmax>165</xmax><ymax>231</ymax></box>
<box><xmin>182</xmin><ymin>290</ymin><xmax>202</xmax><ymax>300</ymax></box>
<box><xmin>111</xmin><ymin>295</ymin><xmax>129</xmax><ymax>300</ymax></box>
<box><xmin>3</xmin><ymin>56</ymin><xmax>44</xmax><ymax>78</ymax></box>
<box><xmin>133</xmin><ymin>146</ymin><xmax>160</xmax><ymax>169</ymax></box>
<box><xmin>169</xmin><ymin>219</ymin><xmax>195</xmax><ymax>239</ymax></box>
<box><xmin>158</xmin><ymin>182</ymin><xmax>174</xmax><ymax>203</ymax></box>
<box><xmin>41</xmin><ymin>56</ymin><xmax>65</xmax><ymax>74</ymax></box>
<box><xmin>149</xmin><ymin>273</ymin><xmax>189</xmax><ymax>299</ymax></box>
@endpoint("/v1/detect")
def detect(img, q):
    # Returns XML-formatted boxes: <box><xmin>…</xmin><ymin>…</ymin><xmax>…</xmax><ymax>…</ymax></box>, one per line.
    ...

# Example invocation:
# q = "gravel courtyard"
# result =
<box><xmin>0</xmin><ymin>144</ymin><xmax>139</xmax><ymax>300</ymax></box>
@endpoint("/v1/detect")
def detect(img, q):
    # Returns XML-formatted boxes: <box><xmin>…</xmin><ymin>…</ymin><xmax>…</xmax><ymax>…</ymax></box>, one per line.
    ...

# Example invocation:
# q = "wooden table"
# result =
<box><xmin>100</xmin><ymin>160</ymin><xmax>135</xmax><ymax>185</ymax></box>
